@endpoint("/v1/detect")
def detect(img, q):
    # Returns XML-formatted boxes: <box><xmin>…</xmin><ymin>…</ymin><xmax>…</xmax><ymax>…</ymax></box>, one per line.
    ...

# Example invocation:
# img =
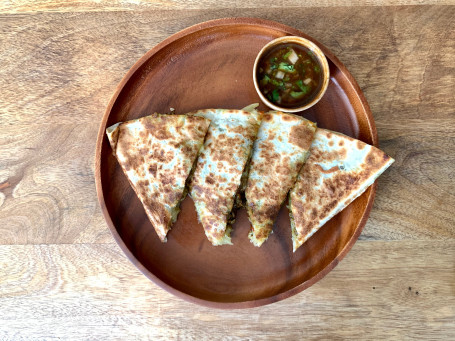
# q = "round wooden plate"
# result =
<box><xmin>95</xmin><ymin>18</ymin><xmax>377</xmax><ymax>308</ymax></box>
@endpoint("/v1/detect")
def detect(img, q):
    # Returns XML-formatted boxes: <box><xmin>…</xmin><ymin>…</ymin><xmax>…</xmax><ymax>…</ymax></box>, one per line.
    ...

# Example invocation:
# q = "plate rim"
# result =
<box><xmin>94</xmin><ymin>17</ymin><xmax>378</xmax><ymax>309</ymax></box>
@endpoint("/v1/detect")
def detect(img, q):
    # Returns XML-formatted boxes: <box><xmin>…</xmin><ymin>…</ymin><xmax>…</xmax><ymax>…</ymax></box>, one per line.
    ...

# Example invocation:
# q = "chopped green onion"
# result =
<box><xmin>314</xmin><ymin>65</ymin><xmax>320</xmax><ymax>72</ymax></box>
<box><xmin>296</xmin><ymin>80</ymin><xmax>310</xmax><ymax>94</ymax></box>
<box><xmin>271</xmin><ymin>89</ymin><xmax>280</xmax><ymax>102</ymax></box>
<box><xmin>260</xmin><ymin>75</ymin><xmax>270</xmax><ymax>86</ymax></box>
<box><xmin>278</xmin><ymin>62</ymin><xmax>295</xmax><ymax>73</ymax></box>
<box><xmin>290</xmin><ymin>91</ymin><xmax>305</xmax><ymax>99</ymax></box>
<box><xmin>283</xmin><ymin>50</ymin><xmax>292</xmax><ymax>60</ymax></box>
<box><xmin>301</xmin><ymin>85</ymin><xmax>310</xmax><ymax>94</ymax></box>
<box><xmin>270</xmin><ymin>79</ymin><xmax>284</xmax><ymax>87</ymax></box>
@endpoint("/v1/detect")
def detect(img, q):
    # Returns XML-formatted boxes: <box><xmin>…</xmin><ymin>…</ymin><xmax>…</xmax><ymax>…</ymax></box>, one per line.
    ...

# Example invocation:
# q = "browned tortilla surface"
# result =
<box><xmin>245</xmin><ymin>111</ymin><xmax>316</xmax><ymax>246</ymax></box>
<box><xmin>289</xmin><ymin>128</ymin><xmax>394</xmax><ymax>251</ymax></box>
<box><xmin>106</xmin><ymin>113</ymin><xmax>210</xmax><ymax>241</ymax></box>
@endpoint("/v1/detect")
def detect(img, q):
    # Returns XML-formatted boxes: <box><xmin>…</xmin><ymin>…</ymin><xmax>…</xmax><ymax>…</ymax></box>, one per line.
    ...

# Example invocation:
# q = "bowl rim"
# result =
<box><xmin>94</xmin><ymin>17</ymin><xmax>378</xmax><ymax>309</ymax></box>
<box><xmin>253</xmin><ymin>35</ymin><xmax>330</xmax><ymax>112</ymax></box>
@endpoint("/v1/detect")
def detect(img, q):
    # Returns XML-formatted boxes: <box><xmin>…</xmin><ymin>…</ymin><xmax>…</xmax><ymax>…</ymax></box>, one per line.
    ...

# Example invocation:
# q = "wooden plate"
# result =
<box><xmin>95</xmin><ymin>18</ymin><xmax>377</xmax><ymax>308</ymax></box>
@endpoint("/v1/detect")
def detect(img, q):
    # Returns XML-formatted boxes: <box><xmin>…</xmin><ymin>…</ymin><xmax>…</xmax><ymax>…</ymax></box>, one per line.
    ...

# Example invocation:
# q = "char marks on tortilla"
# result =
<box><xmin>106</xmin><ymin>113</ymin><xmax>210</xmax><ymax>242</ymax></box>
<box><xmin>289</xmin><ymin>128</ymin><xmax>394</xmax><ymax>251</ymax></box>
<box><xmin>188</xmin><ymin>109</ymin><xmax>262</xmax><ymax>245</ymax></box>
<box><xmin>245</xmin><ymin>111</ymin><xmax>317</xmax><ymax>246</ymax></box>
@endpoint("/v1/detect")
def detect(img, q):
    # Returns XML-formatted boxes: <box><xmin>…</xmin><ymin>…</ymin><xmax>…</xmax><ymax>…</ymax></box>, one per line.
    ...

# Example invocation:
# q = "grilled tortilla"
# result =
<box><xmin>245</xmin><ymin>111</ymin><xmax>317</xmax><ymax>246</ymax></box>
<box><xmin>106</xmin><ymin>113</ymin><xmax>210</xmax><ymax>242</ymax></box>
<box><xmin>188</xmin><ymin>109</ymin><xmax>262</xmax><ymax>245</ymax></box>
<box><xmin>289</xmin><ymin>128</ymin><xmax>394</xmax><ymax>252</ymax></box>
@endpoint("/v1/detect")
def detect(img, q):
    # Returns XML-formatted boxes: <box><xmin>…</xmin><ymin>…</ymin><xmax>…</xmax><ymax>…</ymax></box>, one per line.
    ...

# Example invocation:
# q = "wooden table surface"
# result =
<box><xmin>1</xmin><ymin>1</ymin><xmax>454</xmax><ymax>339</ymax></box>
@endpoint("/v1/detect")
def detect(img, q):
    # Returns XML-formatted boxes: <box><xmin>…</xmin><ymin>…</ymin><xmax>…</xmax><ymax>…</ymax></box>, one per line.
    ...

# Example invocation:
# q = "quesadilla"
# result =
<box><xmin>289</xmin><ymin>128</ymin><xmax>394</xmax><ymax>251</ymax></box>
<box><xmin>106</xmin><ymin>113</ymin><xmax>210</xmax><ymax>242</ymax></box>
<box><xmin>188</xmin><ymin>109</ymin><xmax>262</xmax><ymax>245</ymax></box>
<box><xmin>245</xmin><ymin>111</ymin><xmax>317</xmax><ymax>246</ymax></box>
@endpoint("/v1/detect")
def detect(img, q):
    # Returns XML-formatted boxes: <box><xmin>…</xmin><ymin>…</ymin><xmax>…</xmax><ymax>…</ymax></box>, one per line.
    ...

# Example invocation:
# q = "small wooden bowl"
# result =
<box><xmin>253</xmin><ymin>36</ymin><xmax>330</xmax><ymax>112</ymax></box>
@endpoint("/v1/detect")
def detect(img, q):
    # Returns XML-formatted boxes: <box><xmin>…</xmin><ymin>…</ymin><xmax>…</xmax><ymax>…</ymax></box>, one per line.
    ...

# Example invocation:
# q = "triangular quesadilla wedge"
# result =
<box><xmin>188</xmin><ymin>109</ymin><xmax>262</xmax><ymax>245</ymax></box>
<box><xmin>245</xmin><ymin>111</ymin><xmax>317</xmax><ymax>247</ymax></box>
<box><xmin>106</xmin><ymin>113</ymin><xmax>210</xmax><ymax>242</ymax></box>
<box><xmin>289</xmin><ymin>128</ymin><xmax>394</xmax><ymax>252</ymax></box>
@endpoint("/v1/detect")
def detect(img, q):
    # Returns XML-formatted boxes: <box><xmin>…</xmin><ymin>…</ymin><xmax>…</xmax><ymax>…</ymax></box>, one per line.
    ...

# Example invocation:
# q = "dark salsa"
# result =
<box><xmin>256</xmin><ymin>43</ymin><xmax>323</xmax><ymax>108</ymax></box>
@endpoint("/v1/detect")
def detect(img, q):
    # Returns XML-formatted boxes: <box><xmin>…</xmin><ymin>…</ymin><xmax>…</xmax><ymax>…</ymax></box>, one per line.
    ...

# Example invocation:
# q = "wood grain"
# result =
<box><xmin>0</xmin><ymin>0</ymin><xmax>453</xmax><ymax>13</ymax></box>
<box><xmin>0</xmin><ymin>124</ymin><xmax>113</xmax><ymax>244</ymax></box>
<box><xmin>1</xmin><ymin>7</ymin><xmax>453</xmax><ymax>126</ymax></box>
<box><xmin>0</xmin><ymin>241</ymin><xmax>453</xmax><ymax>340</ymax></box>
<box><xmin>1</xmin><ymin>6</ymin><xmax>454</xmax><ymax>245</ymax></box>
<box><xmin>0</xmin><ymin>1</ymin><xmax>454</xmax><ymax>338</ymax></box>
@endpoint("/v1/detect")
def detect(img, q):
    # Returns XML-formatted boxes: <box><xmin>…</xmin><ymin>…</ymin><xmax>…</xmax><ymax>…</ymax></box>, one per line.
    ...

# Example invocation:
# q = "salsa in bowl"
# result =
<box><xmin>253</xmin><ymin>36</ymin><xmax>330</xmax><ymax>112</ymax></box>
